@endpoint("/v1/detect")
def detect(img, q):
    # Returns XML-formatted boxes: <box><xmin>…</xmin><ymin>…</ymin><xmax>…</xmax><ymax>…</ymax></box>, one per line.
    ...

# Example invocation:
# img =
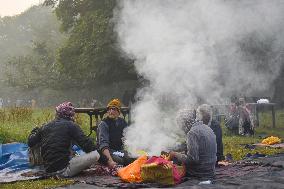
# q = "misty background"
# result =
<box><xmin>115</xmin><ymin>0</ymin><xmax>284</xmax><ymax>155</ymax></box>
<box><xmin>0</xmin><ymin>0</ymin><xmax>283</xmax><ymax>155</ymax></box>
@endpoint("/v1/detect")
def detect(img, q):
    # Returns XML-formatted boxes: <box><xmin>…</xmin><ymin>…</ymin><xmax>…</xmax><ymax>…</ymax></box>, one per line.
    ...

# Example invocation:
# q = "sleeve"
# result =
<box><xmin>27</xmin><ymin>127</ymin><xmax>41</xmax><ymax>147</ymax></box>
<box><xmin>97</xmin><ymin>121</ymin><xmax>110</xmax><ymax>152</ymax></box>
<box><xmin>186</xmin><ymin>131</ymin><xmax>199</xmax><ymax>164</ymax></box>
<box><xmin>174</xmin><ymin>131</ymin><xmax>199</xmax><ymax>164</ymax></box>
<box><xmin>69</xmin><ymin>123</ymin><xmax>97</xmax><ymax>153</ymax></box>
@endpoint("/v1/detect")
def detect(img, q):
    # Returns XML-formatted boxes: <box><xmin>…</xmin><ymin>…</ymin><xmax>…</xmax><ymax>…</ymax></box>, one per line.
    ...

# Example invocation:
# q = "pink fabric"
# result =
<box><xmin>55</xmin><ymin>102</ymin><xmax>75</xmax><ymax>119</ymax></box>
<box><xmin>145</xmin><ymin>156</ymin><xmax>184</xmax><ymax>184</ymax></box>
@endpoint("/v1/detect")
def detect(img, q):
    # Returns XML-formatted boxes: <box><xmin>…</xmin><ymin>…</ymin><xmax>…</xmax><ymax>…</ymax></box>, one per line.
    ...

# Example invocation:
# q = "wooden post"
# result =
<box><xmin>272</xmin><ymin>105</ymin><xmax>276</xmax><ymax>128</ymax></box>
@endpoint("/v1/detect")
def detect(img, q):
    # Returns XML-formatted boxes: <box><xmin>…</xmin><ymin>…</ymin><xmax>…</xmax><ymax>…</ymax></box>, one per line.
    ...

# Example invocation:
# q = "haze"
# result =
<box><xmin>0</xmin><ymin>0</ymin><xmax>40</xmax><ymax>17</ymax></box>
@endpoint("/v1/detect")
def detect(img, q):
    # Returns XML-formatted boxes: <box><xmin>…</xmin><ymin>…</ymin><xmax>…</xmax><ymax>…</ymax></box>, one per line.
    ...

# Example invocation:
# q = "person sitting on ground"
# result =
<box><xmin>27</xmin><ymin>102</ymin><xmax>106</xmax><ymax>177</ymax></box>
<box><xmin>169</xmin><ymin>108</ymin><xmax>217</xmax><ymax>179</ymax></box>
<box><xmin>97</xmin><ymin>99</ymin><xmax>131</xmax><ymax>167</ymax></box>
<box><xmin>196</xmin><ymin>104</ymin><xmax>224</xmax><ymax>163</ymax></box>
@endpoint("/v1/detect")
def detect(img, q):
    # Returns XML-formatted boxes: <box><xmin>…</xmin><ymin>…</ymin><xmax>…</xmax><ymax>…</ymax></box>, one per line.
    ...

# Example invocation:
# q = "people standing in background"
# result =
<box><xmin>0</xmin><ymin>98</ymin><xmax>3</xmax><ymax>108</ymax></box>
<box><xmin>238</xmin><ymin>98</ymin><xmax>254</xmax><ymax>136</ymax></box>
<box><xmin>31</xmin><ymin>99</ymin><xmax>36</xmax><ymax>109</ymax></box>
<box><xmin>91</xmin><ymin>99</ymin><xmax>97</xmax><ymax>108</ymax></box>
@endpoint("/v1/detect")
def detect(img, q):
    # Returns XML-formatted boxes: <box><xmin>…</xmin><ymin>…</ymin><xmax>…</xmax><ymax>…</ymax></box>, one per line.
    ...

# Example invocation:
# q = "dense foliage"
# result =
<box><xmin>0</xmin><ymin>5</ymin><xmax>65</xmax><ymax>90</ymax></box>
<box><xmin>43</xmin><ymin>0</ymin><xmax>137</xmax><ymax>88</ymax></box>
<box><xmin>0</xmin><ymin>1</ymin><xmax>138</xmax><ymax>102</ymax></box>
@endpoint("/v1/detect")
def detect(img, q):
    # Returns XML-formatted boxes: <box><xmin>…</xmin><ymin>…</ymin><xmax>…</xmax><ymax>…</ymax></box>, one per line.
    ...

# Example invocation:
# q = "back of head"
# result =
<box><xmin>196</xmin><ymin>104</ymin><xmax>212</xmax><ymax>125</ymax></box>
<box><xmin>176</xmin><ymin>108</ymin><xmax>196</xmax><ymax>133</ymax></box>
<box><xmin>55</xmin><ymin>102</ymin><xmax>75</xmax><ymax>120</ymax></box>
<box><xmin>239</xmin><ymin>97</ymin><xmax>245</xmax><ymax>106</ymax></box>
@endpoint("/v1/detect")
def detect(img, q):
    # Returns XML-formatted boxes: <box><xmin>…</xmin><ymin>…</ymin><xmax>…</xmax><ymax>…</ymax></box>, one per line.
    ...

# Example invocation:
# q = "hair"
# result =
<box><xmin>196</xmin><ymin>104</ymin><xmax>212</xmax><ymax>125</ymax></box>
<box><xmin>176</xmin><ymin>108</ymin><xmax>196</xmax><ymax>133</ymax></box>
<box><xmin>55</xmin><ymin>102</ymin><xmax>75</xmax><ymax>120</ymax></box>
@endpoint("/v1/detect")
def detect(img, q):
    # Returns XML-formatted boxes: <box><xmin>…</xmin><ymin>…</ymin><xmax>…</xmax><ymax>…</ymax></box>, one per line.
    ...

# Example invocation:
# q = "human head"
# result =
<box><xmin>107</xmin><ymin>99</ymin><xmax>121</xmax><ymax>119</ymax></box>
<box><xmin>238</xmin><ymin>97</ymin><xmax>245</xmax><ymax>105</ymax></box>
<box><xmin>176</xmin><ymin>108</ymin><xmax>196</xmax><ymax>133</ymax></box>
<box><xmin>55</xmin><ymin>102</ymin><xmax>75</xmax><ymax>120</ymax></box>
<box><xmin>196</xmin><ymin>104</ymin><xmax>212</xmax><ymax>125</ymax></box>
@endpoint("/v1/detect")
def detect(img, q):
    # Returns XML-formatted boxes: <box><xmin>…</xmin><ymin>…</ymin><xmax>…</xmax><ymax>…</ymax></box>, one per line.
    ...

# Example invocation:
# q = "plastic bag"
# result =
<box><xmin>117</xmin><ymin>155</ymin><xmax>147</xmax><ymax>183</ymax></box>
<box><xmin>141</xmin><ymin>156</ymin><xmax>185</xmax><ymax>185</ymax></box>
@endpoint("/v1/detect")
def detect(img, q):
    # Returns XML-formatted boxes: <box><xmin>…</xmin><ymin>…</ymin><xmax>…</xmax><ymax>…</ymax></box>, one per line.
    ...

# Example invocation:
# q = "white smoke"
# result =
<box><xmin>114</xmin><ymin>0</ymin><xmax>284</xmax><ymax>156</ymax></box>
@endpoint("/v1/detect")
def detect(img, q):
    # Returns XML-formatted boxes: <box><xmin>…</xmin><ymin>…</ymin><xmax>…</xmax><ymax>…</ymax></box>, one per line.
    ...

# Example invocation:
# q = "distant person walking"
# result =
<box><xmin>0</xmin><ymin>98</ymin><xmax>3</xmax><ymax>108</ymax></box>
<box><xmin>31</xmin><ymin>99</ymin><xmax>36</xmax><ymax>109</ymax></box>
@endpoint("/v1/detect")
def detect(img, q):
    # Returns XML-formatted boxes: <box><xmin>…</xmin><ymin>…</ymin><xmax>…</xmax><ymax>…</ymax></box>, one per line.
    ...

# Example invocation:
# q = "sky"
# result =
<box><xmin>0</xmin><ymin>0</ymin><xmax>41</xmax><ymax>17</ymax></box>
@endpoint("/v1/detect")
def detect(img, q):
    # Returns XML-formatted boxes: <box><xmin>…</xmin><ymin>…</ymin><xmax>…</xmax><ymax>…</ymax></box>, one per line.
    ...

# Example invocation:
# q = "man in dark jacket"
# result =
<box><xmin>97</xmin><ymin>99</ymin><xmax>129</xmax><ymax>167</ymax></box>
<box><xmin>28</xmin><ymin>102</ymin><xmax>105</xmax><ymax>177</ymax></box>
<box><xmin>170</xmin><ymin>108</ymin><xmax>217</xmax><ymax>179</ymax></box>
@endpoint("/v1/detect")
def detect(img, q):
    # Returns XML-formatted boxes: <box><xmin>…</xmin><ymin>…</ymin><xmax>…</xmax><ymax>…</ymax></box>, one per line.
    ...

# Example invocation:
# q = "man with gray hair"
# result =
<box><xmin>196</xmin><ymin>104</ymin><xmax>224</xmax><ymax>163</ymax></box>
<box><xmin>170</xmin><ymin>108</ymin><xmax>217</xmax><ymax>179</ymax></box>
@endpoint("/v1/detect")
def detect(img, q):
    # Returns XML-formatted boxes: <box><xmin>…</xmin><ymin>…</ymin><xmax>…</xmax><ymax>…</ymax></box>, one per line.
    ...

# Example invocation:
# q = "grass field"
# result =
<box><xmin>0</xmin><ymin>107</ymin><xmax>284</xmax><ymax>189</ymax></box>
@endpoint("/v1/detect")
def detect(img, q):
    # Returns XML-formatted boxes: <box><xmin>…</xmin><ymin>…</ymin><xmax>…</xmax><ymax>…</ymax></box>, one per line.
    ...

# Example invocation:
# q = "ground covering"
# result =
<box><xmin>0</xmin><ymin>107</ymin><xmax>283</xmax><ymax>189</ymax></box>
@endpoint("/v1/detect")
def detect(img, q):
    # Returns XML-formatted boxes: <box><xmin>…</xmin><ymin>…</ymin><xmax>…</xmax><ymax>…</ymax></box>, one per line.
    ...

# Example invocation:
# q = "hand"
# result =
<box><xmin>169</xmin><ymin>151</ymin><xmax>177</xmax><ymax>160</ymax></box>
<box><xmin>107</xmin><ymin>159</ymin><xmax>117</xmax><ymax>168</ymax></box>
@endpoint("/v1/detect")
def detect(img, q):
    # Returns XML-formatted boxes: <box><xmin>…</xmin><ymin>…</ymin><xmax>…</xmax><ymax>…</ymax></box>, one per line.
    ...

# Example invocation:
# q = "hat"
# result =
<box><xmin>56</xmin><ymin>102</ymin><xmax>75</xmax><ymax>120</ymax></box>
<box><xmin>107</xmin><ymin>99</ymin><xmax>121</xmax><ymax>110</ymax></box>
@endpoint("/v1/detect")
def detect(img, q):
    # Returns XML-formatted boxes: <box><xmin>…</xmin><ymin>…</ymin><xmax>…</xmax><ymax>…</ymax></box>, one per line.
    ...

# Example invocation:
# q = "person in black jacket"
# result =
<box><xmin>28</xmin><ymin>102</ymin><xmax>106</xmax><ymax>177</ymax></box>
<box><xmin>196</xmin><ymin>104</ymin><xmax>224</xmax><ymax>163</ymax></box>
<box><xmin>97</xmin><ymin>99</ymin><xmax>130</xmax><ymax>168</ymax></box>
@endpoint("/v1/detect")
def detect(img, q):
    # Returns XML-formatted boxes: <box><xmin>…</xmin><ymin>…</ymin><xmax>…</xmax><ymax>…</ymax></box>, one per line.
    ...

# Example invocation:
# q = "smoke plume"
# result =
<box><xmin>114</xmin><ymin>0</ymin><xmax>284</xmax><ymax>156</ymax></box>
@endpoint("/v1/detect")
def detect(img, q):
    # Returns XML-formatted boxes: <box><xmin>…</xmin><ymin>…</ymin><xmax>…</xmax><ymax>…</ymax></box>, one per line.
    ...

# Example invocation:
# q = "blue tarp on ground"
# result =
<box><xmin>0</xmin><ymin>142</ymin><xmax>30</xmax><ymax>171</ymax></box>
<box><xmin>0</xmin><ymin>142</ymin><xmax>40</xmax><ymax>183</ymax></box>
<box><xmin>0</xmin><ymin>142</ymin><xmax>85</xmax><ymax>183</ymax></box>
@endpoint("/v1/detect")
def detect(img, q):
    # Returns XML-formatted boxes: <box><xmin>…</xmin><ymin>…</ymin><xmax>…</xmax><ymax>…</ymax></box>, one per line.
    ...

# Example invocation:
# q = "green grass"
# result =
<box><xmin>0</xmin><ymin>178</ymin><xmax>74</xmax><ymax>189</ymax></box>
<box><xmin>0</xmin><ymin>108</ymin><xmax>284</xmax><ymax>188</ymax></box>
<box><xmin>0</xmin><ymin>108</ymin><xmax>94</xmax><ymax>189</ymax></box>
<box><xmin>0</xmin><ymin>108</ymin><xmax>95</xmax><ymax>143</ymax></box>
<box><xmin>222</xmin><ymin>110</ymin><xmax>284</xmax><ymax>160</ymax></box>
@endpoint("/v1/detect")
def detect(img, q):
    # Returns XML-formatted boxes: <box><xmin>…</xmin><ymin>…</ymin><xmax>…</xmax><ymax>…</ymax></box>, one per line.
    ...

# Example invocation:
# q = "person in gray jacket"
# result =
<box><xmin>97</xmin><ymin>99</ymin><xmax>131</xmax><ymax>168</ymax></box>
<box><xmin>196</xmin><ymin>104</ymin><xmax>224</xmax><ymax>163</ymax></box>
<box><xmin>169</xmin><ymin>108</ymin><xmax>217</xmax><ymax>179</ymax></box>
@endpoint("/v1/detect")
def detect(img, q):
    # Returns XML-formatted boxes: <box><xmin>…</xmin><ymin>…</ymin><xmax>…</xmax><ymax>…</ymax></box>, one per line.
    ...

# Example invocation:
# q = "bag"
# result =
<box><xmin>141</xmin><ymin>156</ymin><xmax>185</xmax><ymax>185</ymax></box>
<box><xmin>117</xmin><ymin>155</ymin><xmax>147</xmax><ymax>183</ymax></box>
<box><xmin>28</xmin><ymin>144</ymin><xmax>44</xmax><ymax>166</ymax></box>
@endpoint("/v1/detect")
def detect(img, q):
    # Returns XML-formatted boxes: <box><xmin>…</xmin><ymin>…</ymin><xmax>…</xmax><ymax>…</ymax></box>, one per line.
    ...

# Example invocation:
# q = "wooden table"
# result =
<box><xmin>247</xmin><ymin>103</ymin><xmax>276</xmax><ymax>128</ymax></box>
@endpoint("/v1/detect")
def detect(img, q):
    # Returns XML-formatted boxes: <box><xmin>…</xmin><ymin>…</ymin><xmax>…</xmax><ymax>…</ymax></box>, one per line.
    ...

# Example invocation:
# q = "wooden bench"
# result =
<box><xmin>75</xmin><ymin>107</ymin><xmax>130</xmax><ymax>136</ymax></box>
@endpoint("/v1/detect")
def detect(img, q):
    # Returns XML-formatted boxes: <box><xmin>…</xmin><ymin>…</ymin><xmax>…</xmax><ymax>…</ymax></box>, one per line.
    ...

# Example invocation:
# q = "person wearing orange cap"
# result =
<box><xmin>97</xmin><ymin>99</ymin><xmax>129</xmax><ymax>168</ymax></box>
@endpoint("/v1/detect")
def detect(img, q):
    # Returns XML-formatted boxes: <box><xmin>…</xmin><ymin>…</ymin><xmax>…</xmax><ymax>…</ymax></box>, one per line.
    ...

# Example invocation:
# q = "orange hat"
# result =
<box><xmin>107</xmin><ymin>99</ymin><xmax>121</xmax><ymax>110</ymax></box>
